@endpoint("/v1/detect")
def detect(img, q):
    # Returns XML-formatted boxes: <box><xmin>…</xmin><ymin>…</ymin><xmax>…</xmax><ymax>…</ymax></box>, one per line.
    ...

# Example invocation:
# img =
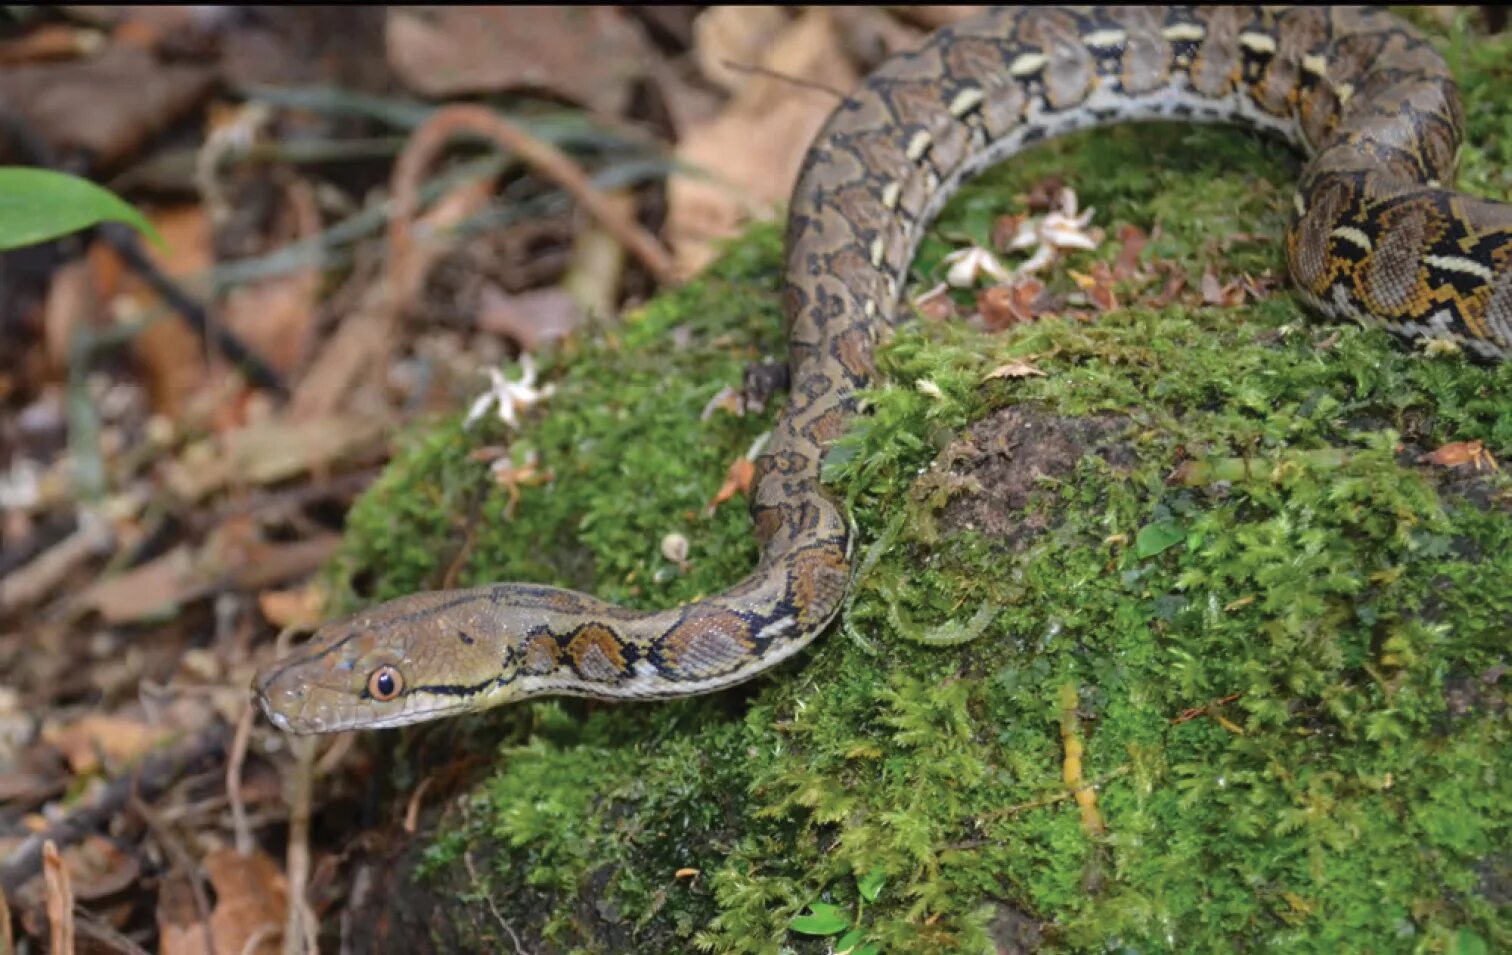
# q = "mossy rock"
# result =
<box><xmin>331</xmin><ymin>20</ymin><xmax>1511</xmax><ymax>955</ymax></box>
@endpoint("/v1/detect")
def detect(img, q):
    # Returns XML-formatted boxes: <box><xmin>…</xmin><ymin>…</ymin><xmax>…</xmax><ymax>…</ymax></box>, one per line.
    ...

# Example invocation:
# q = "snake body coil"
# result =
<box><xmin>257</xmin><ymin>6</ymin><xmax>1512</xmax><ymax>733</ymax></box>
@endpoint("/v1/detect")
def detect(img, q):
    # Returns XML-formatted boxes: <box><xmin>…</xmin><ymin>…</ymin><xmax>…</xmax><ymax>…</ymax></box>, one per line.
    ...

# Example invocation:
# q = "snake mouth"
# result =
<box><xmin>253</xmin><ymin>680</ymin><xmax>486</xmax><ymax>735</ymax></box>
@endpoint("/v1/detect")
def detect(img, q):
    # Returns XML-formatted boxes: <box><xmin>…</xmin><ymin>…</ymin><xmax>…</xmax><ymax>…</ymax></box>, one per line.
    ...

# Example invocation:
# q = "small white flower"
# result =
<box><xmin>1009</xmin><ymin>187</ymin><xmax>1100</xmax><ymax>275</ymax></box>
<box><xmin>464</xmin><ymin>354</ymin><xmax>555</xmax><ymax>430</ymax></box>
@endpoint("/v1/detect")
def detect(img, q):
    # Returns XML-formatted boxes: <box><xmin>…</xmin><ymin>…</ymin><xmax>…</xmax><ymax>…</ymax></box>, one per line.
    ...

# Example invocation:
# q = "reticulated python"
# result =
<box><xmin>256</xmin><ymin>6</ymin><xmax>1512</xmax><ymax>734</ymax></box>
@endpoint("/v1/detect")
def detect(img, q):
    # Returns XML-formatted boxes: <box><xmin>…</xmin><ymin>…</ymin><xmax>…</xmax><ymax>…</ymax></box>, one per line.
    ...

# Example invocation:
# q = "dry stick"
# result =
<box><xmin>282</xmin><ymin>736</ymin><xmax>318</xmax><ymax>955</ymax></box>
<box><xmin>718</xmin><ymin>59</ymin><xmax>848</xmax><ymax>100</ymax></box>
<box><xmin>41</xmin><ymin>842</ymin><xmax>74</xmax><ymax>955</ymax></box>
<box><xmin>387</xmin><ymin>103</ymin><xmax>680</xmax><ymax>302</ymax></box>
<box><xmin>0</xmin><ymin>727</ymin><xmax>226</xmax><ymax>896</ymax></box>
<box><xmin>0</xmin><ymin>881</ymin><xmax>12</xmax><ymax>955</ymax></box>
<box><xmin>227</xmin><ymin>699</ymin><xmax>257</xmax><ymax>856</ymax></box>
<box><xmin>130</xmin><ymin>795</ymin><xmax>219</xmax><ymax>955</ymax></box>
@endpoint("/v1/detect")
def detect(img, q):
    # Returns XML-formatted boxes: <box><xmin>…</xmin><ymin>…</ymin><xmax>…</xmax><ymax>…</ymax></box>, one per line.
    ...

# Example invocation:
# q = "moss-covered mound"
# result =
<box><xmin>330</xmin><ymin>20</ymin><xmax>1511</xmax><ymax>955</ymax></box>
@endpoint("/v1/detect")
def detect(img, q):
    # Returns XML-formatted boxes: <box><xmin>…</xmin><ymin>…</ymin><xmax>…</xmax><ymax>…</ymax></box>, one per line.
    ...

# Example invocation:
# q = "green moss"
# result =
<box><xmin>331</xmin><ymin>16</ymin><xmax>1512</xmax><ymax>955</ymax></box>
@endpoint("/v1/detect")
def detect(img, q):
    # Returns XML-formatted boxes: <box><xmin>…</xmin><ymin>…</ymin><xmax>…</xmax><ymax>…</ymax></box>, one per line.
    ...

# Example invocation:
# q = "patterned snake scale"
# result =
<box><xmin>256</xmin><ymin>6</ymin><xmax>1512</xmax><ymax>733</ymax></box>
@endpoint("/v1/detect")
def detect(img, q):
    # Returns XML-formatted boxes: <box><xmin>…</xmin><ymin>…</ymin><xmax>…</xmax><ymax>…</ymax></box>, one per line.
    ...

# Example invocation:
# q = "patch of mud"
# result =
<box><xmin>937</xmin><ymin>405</ymin><xmax>1136</xmax><ymax>550</ymax></box>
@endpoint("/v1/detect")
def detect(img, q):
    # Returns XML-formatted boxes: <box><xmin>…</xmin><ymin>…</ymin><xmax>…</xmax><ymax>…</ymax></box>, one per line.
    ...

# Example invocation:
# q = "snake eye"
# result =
<box><xmin>367</xmin><ymin>665</ymin><xmax>404</xmax><ymax>702</ymax></box>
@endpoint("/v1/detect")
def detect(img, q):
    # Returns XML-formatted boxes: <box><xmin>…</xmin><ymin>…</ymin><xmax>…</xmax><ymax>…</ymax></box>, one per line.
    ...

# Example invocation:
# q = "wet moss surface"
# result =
<box><xmin>331</xmin><ymin>18</ymin><xmax>1511</xmax><ymax>955</ymax></box>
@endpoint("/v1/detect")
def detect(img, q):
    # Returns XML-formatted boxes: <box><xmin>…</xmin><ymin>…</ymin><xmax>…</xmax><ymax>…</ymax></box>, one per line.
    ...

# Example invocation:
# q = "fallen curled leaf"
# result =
<box><xmin>990</xmin><ymin>212</ymin><xmax>1028</xmax><ymax>252</ymax></box>
<box><xmin>983</xmin><ymin>360</ymin><xmax>1046</xmax><ymax>380</ymax></box>
<box><xmin>41</xmin><ymin>714</ymin><xmax>175</xmax><ymax>775</ymax></box>
<box><xmin>222</xmin><ymin>180</ymin><xmax>323</xmax><ymax>375</ymax></box>
<box><xmin>977</xmin><ymin>277</ymin><xmax>1047</xmax><ymax>330</ymax></box>
<box><xmin>1200</xmin><ymin>265</ymin><xmax>1246</xmax><ymax>307</ymax></box>
<box><xmin>159</xmin><ymin>849</ymin><xmax>287</xmax><ymax>955</ymax></box>
<box><xmin>1418</xmin><ymin>440</ymin><xmax>1498</xmax><ymax>472</ymax></box>
<box><xmin>478</xmin><ymin>285</ymin><xmax>585</xmax><ymax>351</ymax></box>
<box><xmin>259</xmin><ymin>581</ymin><xmax>329</xmax><ymax>631</ymax></box>
<box><xmin>1019</xmin><ymin>175</ymin><xmax>1066</xmax><ymax>213</ymax></box>
<box><xmin>669</xmin><ymin>7</ymin><xmax>860</xmax><ymax>275</ymax></box>
<box><xmin>0</xmin><ymin>23</ymin><xmax>103</xmax><ymax>66</ymax></box>
<box><xmin>1068</xmin><ymin>260</ymin><xmax>1118</xmax><ymax>312</ymax></box>
<box><xmin>386</xmin><ymin>7</ymin><xmax>651</xmax><ymax>115</ymax></box>
<box><xmin>1112</xmin><ymin>223</ymin><xmax>1149</xmax><ymax>280</ymax></box>
<box><xmin>912</xmin><ymin>282</ymin><xmax>956</xmax><ymax>322</ymax></box>
<box><xmin>43</xmin><ymin>841</ymin><xmax>73</xmax><ymax>955</ymax></box>
<box><xmin>705</xmin><ymin>457</ymin><xmax>756</xmax><ymax>516</ymax></box>
<box><xmin>0</xmin><ymin>43</ymin><xmax>214</xmax><ymax>169</ymax></box>
<box><xmin>115</xmin><ymin>204</ymin><xmax>215</xmax><ymax>417</ymax></box>
<box><xmin>1148</xmin><ymin>263</ymin><xmax>1188</xmax><ymax>307</ymax></box>
<box><xmin>693</xmin><ymin>6</ymin><xmax>792</xmax><ymax>93</ymax></box>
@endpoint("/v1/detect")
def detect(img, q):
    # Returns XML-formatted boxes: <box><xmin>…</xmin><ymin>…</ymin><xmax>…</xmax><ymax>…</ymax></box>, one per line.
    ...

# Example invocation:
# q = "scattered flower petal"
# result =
<box><xmin>943</xmin><ymin>245</ymin><xmax>1014</xmax><ymax>288</ymax></box>
<box><xmin>983</xmin><ymin>359</ymin><xmax>1046</xmax><ymax>380</ymax></box>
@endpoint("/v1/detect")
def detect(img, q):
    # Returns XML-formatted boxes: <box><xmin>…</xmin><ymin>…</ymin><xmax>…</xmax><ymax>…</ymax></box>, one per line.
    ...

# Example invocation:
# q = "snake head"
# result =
<box><xmin>253</xmin><ymin>588</ymin><xmax>523</xmax><ymax>734</ymax></box>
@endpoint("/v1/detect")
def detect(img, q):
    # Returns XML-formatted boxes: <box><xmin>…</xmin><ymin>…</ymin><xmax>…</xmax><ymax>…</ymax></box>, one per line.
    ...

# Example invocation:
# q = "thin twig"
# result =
<box><xmin>227</xmin><ymin>699</ymin><xmax>257</xmax><ymax>856</ymax></box>
<box><xmin>718</xmin><ymin>59</ymin><xmax>848</xmax><ymax>100</ymax></box>
<box><xmin>388</xmin><ymin>104</ymin><xmax>680</xmax><ymax>298</ymax></box>
<box><xmin>0</xmin><ymin>727</ymin><xmax>226</xmax><ymax>895</ymax></box>
<box><xmin>130</xmin><ymin>795</ymin><xmax>219</xmax><ymax>955</ymax></box>
<box><xmin>282</xmin><ymin>736</ymin><xmax>318</xmax><ymax>955</ymax></box>
<box><xmin>464</xmin><ymin>851</ymin><xmax>531</xmax><ymax>955</ymax></box>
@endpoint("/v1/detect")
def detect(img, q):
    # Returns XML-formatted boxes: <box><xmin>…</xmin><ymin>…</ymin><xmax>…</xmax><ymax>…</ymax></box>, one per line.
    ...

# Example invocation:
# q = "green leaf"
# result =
<box><xmin>836</xmin><ymin>929</ymin><xmax>865</xmax><ymax>952</ymax></box>
<box><xmin>857</xmin><ymin>866</ymin><xmax>886</xmax><ymax>902</ymax></box>
<box><xmin>1452</xmin><ymin>929</ymin><xmax>1488</xmax><ymax>955</ymax></box>
<box><xmin>789</xmin><ymin>902</ymin><xmax>850</xmax><ymax>936</ymax></box>
<box><xmin>1135</xmin><ymin>519</ymin><xmax>1184</xmax><ymax>558</ymax></box>
<box><xmin>855</xmin><ymin>945</ymin><xmax>880</xmax><ymax>955</ymax></box>
<box><xmin>0</xmin><ymin>166</ymin><xmax>164</xmax><ymax>251</ymax></box>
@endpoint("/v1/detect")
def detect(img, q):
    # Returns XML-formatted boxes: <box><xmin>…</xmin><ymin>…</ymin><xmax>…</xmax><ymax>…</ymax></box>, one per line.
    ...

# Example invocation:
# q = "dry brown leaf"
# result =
<box><xmin>1199</xmin><ymin>265</ymin><xmax>1247</xmax><ymax>308</ymax></box>
<box><xmin>41</xmin><ymin>714</ymin><xmax>174</xmax><ymax>775</ymax></box>
<box><xmin>206</xmin><ymin>849</ymin><xmax>287</xmax><ymax>955</ymax></box>
<box><xmin>114</xmin><ymin>205</ymin><xmax>216</xmax><ymax>417</ymax></box>
<box><xmin>1149</xmin><ymin>264</ymin><xmax>1187</xmax><ymax>308</ymax></box>
<box><xmin>221</xmin><ymin>180</ymin><xmax>323</xmax><ymax>376</ymax></box>
<box><xmin>705</xmin><ymin>457</ymin><xmax>756</xmax><ymax>516</ymax></box>
<box><xmin>42</xmin><ymin>841</ymin><xmax>73</xmax><ymax>955</ymax></box>
<box><xmin>669</xmin><ymin>8</ymin><xmax>861</xmax><ymax>275</ymax></box>
<box><xmin>386</xmin><ymin>7</ymin><xmax>651</xmax><ymax>115</ymax></box>
<box><xmin>1112</xmin><ymin>223</ymin><xmax>1149</xmax><ymax>280</ymax></box>
<box><xmin>984</xmin><ymin>360</ymin><xmax>1046</xmax><ymax>380</ymax></box>
<box><xmin>1419</xmin><ymin>440</ymin><xmax>1498</xmax><ymax>472</ymax></box>
<box><xmin>478</xmin><ymin>285</ymin><xmax>585</xmax><ymax>350</ymax></box>
<box><xmin>155</xmin><ymin>869</ymin><xmax>203</xmax><ymax>955</ymax></box>
<box><xmin>78</xmin><ymin>518</ymin><xmax>341</xmax><ymax>625</ymax></box>
<box><xmin>978</xmin><ymin>277</ymin><xmax>1048</xmax><ymax>331</ymax></box>
<box><xmin>0</xmin><ymin>43</ymin><xmax>212</xmax><ymax>169</ymax></box>
<box><xmin>692</xmin><ymin>6</ymin><xmax>792</xmax><ymax>93</ymax></box>
<box><xmin>77</xmin><ymin>545</ymin><xmax>194</xmax><ymax>625</ymax></box>
<box><xmin>1069</xmin><ymin>261</ymin><xmax>1118</xmax><ymax>312</ymax></box>
<box><xmin>164</xmin><ymin>413</ymin><xmax>388</xmax><ymax>502</ymax></box>
<box><xmin>912</xmin><ymin>283</ymin><xmax>956</xmax><ymax>323</ymax></box>
<box><xmin>286</xmin><ymin>284</ymin><xmax>394</xmax><ymax>420</ymax></box>
<box><xmin>890</xmin><ymin>6</ymin><xmax>985</xmax><ymax>30</ymax></box>
<box><xmin>42</xmin><ymin>259</ymin><xmax>104</xmax><ymax>374</ymax></box>
<box><xmin>259</xmin><ymin>581</ymin><xmax>329</xmax><ymax>631</ymax></box>
<box><xmin>0</xmin><ymin>23</ymin><xmax>101</xmax><ymax>67</ymax></box>
<box><xmin>160</xmin><ymin>849</ymin><xmax>287</xmax><ymax>955</ymax></box>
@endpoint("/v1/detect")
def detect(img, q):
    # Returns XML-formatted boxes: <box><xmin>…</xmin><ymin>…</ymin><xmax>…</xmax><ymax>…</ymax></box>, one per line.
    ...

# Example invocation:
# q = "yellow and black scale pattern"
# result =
<box><xmin>257</xmin><ymin>6</ymin><xmax>1512</xmax><ymax>734</ymax></box>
